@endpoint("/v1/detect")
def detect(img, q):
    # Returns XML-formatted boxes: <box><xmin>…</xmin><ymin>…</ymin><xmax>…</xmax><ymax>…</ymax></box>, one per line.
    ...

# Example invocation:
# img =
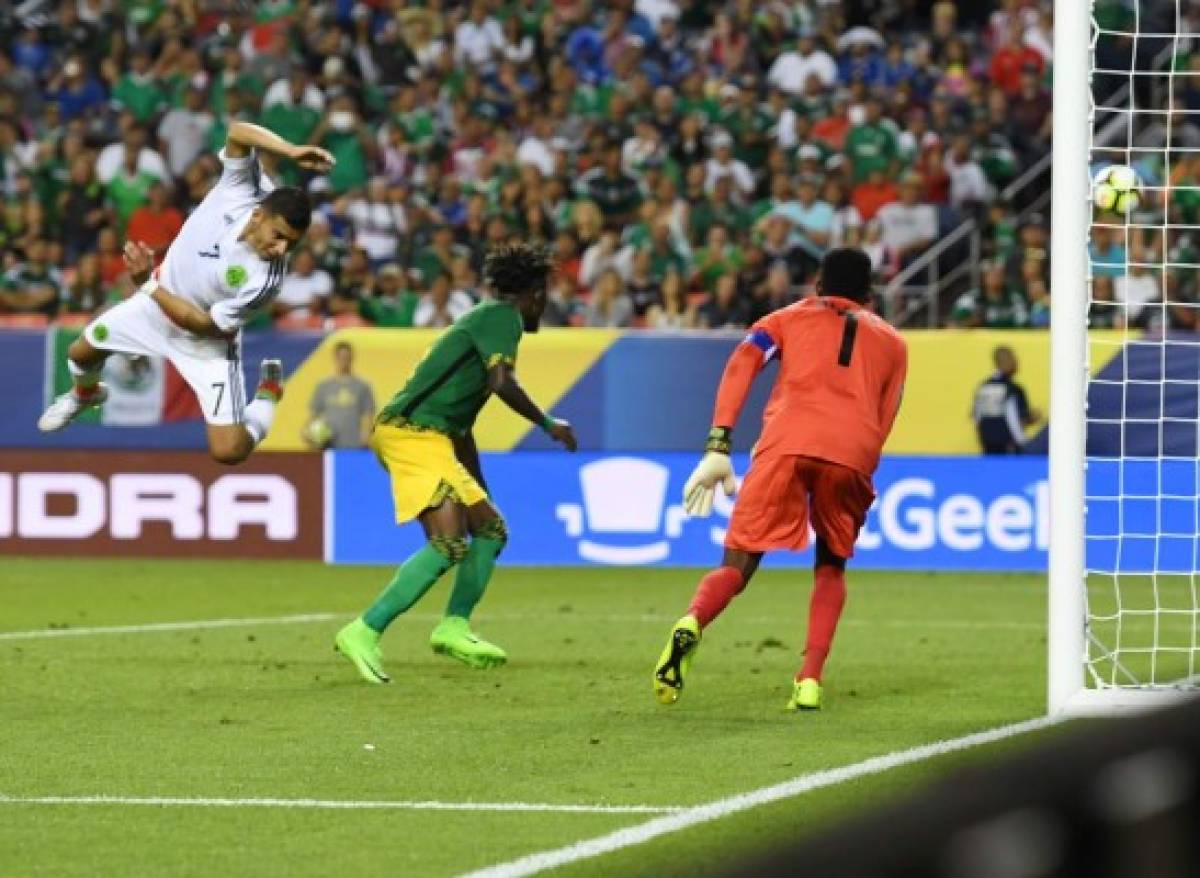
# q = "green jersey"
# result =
<box><xmin>378</xmin><ymin>299</ymin><xmax>523</xmax><ymax>435</ymax></box>
<box><xmin>845</xmin><ymin>122</ymin><xmax>897</xmax><ymax>183</ymax></box>
<box><xmin>112</xmin><ymin>73</ymin><xmax>167</xmax><ymax>122</ymax></box>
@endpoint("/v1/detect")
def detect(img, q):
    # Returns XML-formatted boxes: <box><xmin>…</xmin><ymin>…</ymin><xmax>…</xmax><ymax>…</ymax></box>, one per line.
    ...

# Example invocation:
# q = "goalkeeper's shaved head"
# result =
<box><xmin>485</xmin><ymin>242</ymin><xmax>555</xmax><ymax>332</ymax></box>
<box><xmin>817</xmin><ymin>247</ymin><xmax>873</xmax><ymax>304</ymax></box>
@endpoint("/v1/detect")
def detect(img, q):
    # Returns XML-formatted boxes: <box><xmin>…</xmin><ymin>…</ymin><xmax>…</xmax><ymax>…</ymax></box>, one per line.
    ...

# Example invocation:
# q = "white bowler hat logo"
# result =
<box><xmin>556</xmin><ymin>458</ymin><xmax>686</xmax><ymax>565</ymax></box>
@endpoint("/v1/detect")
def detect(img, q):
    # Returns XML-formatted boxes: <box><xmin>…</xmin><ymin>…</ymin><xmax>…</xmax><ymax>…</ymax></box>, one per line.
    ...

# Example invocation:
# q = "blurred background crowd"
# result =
<box><xmin>0</xmin><ymin>0</ymin><xmax>1123</xmax><ymax>332</ymax></box>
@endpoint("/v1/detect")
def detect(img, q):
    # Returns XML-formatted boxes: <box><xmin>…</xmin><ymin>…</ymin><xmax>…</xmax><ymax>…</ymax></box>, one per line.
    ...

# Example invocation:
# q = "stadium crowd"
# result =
<box><xmin>0</xmin><ymin>0</ymin><xmax>1064</xmax><ymax>330</ymax></box>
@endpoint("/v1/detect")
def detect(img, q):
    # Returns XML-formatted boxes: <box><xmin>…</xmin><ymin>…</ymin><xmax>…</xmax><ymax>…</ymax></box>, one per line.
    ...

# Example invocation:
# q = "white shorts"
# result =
<box><xmin>83</xmin><ymin>295</ymin><xmax>247</xmax><ymax>426</ymax></box>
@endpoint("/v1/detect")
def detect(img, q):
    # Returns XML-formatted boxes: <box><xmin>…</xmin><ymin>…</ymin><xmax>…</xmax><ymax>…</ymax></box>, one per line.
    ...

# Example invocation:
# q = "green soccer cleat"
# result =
<box><xmin>430</xmin><ymin>616</ymin><xmax>507</xmax><ymax>669</ymax></box>
<box><xmin>334</xmin><ymin>618</ymin><xmax>391</xmax><ymax>684</ymax></box>
<box><xmin>653</xmin><ymin>615</ymin><xmax>701</xmax><ymax>705</ymax></box>
<box><xmin>785</xmin><ymin>677</ymin><xmax>822</xmax><ymax>711</ymax></box>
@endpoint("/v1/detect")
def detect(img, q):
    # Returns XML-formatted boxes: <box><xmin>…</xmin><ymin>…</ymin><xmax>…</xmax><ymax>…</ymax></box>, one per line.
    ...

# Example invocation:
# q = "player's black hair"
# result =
<box><xmin>259</xmin><ymin>186</ymin><xmax>312</xmax><ymax>233</ymax></box>
<box><xmin>484</xmin><ymin>242</ymin><xmax>554</xmax><ymax>299</ymax></box>
<box><xmin>818</xmin><ymin>247</ymin><xmax>873</xmax><ymax>303</ymax></box>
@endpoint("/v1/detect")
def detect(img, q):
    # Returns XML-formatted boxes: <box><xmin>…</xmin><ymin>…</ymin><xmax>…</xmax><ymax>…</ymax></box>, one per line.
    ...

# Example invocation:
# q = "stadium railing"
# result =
<box><xmin>882</xmin><ymin>218</ymin><xmax>980</xmax><ymax>328</ymax></box>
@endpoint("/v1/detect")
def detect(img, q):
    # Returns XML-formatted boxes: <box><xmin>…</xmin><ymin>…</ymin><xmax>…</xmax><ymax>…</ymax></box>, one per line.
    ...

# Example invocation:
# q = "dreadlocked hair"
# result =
<box><xmin>484</xmin><ymin>242</ymin><xmax>554</xmax><ymax>298</ymax></box>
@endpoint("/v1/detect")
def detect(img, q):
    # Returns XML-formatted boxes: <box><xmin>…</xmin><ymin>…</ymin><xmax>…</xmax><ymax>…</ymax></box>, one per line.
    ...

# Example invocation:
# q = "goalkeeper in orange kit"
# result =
<box><xmin>653</xmin><ymin>248</ymin><xmax>908</xmax><ymax>710</ymax></box>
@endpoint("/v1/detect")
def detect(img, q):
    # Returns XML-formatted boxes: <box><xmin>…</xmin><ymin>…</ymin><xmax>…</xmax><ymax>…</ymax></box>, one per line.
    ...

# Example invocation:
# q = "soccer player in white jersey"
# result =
<box><xmin>38</xmin><ymin>122</ymin><xmax>334</xmax><ymax>464</ymax></box>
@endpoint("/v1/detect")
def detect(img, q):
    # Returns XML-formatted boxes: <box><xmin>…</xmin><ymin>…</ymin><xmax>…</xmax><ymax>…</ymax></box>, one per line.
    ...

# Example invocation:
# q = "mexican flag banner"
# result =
<box><xmin>46</xmin><ymin>328</ymin><xmax>202</xmax><ymax>425</ymax></box>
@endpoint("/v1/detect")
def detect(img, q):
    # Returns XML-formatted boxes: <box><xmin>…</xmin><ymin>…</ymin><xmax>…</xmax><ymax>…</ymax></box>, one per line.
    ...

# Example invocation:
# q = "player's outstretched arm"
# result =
<box><xmin>146</xmin><ymin>284</ymin><xmax>228</xmax><ymax>337</ymax></box>
<box><xmin>487</xmin><ymin>363</ymin><xmax>577</xmax><ymax>452</ymax></box>
<box><xmin>682</xmin><ymin>332</ymin><xmax>774</xmax><ymax>517</ymax></box>
<box><xmin>711</xmin><ymin>332</ymin><xmax>773</xmax><ymax>431</ymax></box>
<box><xmin>226</xmin><ymin>121</ymin><xmax>335</xmax><ymax>172</ymax></box>
<box><xmin>122</xmin><ymin>240</ymin><xmax>228</xmax><ymax>338</ymax></box>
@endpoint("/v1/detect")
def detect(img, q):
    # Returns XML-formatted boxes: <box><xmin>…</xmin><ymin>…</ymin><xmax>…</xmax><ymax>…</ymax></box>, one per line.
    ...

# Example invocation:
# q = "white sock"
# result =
<box><xmin>243</xmin><ymin>397</ymin><xmax>276</xmax><ymax>446</ymax></box>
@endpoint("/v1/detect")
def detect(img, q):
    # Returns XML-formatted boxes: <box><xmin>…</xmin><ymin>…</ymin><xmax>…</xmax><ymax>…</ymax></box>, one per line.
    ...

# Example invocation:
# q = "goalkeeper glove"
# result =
<box><xmin>683</xmin><ymin>428</ymin><xmax>738</xmax><ymax>518</ymax></box>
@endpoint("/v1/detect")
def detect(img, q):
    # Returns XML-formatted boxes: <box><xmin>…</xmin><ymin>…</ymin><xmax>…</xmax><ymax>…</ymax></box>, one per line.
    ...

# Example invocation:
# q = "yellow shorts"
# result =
<box><xmin>369</xmin><ymin>424</ymin><xmax>488</xmax><ymax>523</ymax></box>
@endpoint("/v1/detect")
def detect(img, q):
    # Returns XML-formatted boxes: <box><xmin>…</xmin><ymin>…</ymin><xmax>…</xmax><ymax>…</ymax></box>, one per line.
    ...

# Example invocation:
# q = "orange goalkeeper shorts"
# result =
<box><xmin>724</xmin><ymin>454</ymin><xmax>875</xmax><ymax>559</ymax></box>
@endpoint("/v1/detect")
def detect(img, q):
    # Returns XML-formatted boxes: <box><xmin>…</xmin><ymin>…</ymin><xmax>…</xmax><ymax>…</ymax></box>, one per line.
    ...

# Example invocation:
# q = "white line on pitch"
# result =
<box><xmin>0</xmin><ymin>613</ymin><xmax>343</xmax><ymax>642</ymax></box>
<box><xmin>0</xmin><ymin>794</ymin><xmax>677</xmax><ymax>815</ymax></box>
<box><xmin>461</xmin><ymin>715</ymin><xmax>1060</xmax><ymax>878</ymax></box>
<box><xmin>0</xmin><ymin>611</ymin><xmax>1039</xmax><ymax>643</ymax></box>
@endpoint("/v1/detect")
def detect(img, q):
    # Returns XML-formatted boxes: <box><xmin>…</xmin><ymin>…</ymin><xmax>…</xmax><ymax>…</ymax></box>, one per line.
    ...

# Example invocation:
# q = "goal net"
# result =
<box><xmin>1051</xmin><ymin>0</ymin><xmax>1200</xmax><ymax>714</ymax></box>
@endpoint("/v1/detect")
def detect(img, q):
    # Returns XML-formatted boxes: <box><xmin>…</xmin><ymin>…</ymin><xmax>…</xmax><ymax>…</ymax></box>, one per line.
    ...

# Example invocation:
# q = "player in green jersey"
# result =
<box><xmin>335</xmin><ymin>243</ymin><xmax>577</xmax><ymax>684</ymax></box>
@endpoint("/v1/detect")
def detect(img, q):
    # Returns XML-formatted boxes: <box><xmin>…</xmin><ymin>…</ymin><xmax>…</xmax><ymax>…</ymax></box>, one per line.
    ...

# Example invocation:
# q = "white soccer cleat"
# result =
<box><xmin>37</xmin><ymin>385</ymin><xmax>109</xmax><ymax>433</ymax></box>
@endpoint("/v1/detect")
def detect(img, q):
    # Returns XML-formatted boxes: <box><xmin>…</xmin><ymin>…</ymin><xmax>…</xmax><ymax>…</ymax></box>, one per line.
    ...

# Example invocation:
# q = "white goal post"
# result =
<box><xmin>1049</xmin><ymin>0</ymin><xmax>1200</xmax><ymax>716</ymax></box>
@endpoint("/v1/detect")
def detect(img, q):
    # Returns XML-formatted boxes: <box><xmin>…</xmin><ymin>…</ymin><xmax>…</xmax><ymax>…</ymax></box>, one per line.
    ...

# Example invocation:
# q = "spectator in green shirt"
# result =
<box><xmin>209</xmin><ymin>46</ymin><xmax>265</xmax><ymax>120</ymax></box>
<box><xmin>751</xmin><ymin>173</ymin><xmax>797</xmax><ymax>223</ymax></box>
<box><xmin>577</xmin><ymin>140</ymin><xmax>643</xmax><ymax>226</ymax></box>
<box><xmin>311</xmin><ymin>94</ymin><xmax>375</xmax><ymax>195</ymax></box>
<box><xmin>414</xmin><ymin>224</ymin><xmax>471</xmax><ymax>286</ymax></box>
<box><xmin>0</xmin><ymin>239</ymin><xmax>62</xmax><ymax>317</ymax></box>
<box><xmin>261</xmin><ymin>71</ymin><xmax>322</xmax><ymax>139</ymax></box>
<box><xmin>1170</xmin><ymin>153</ymin><xmax>1200</xmax><ymax>225</ymax></box>
<box><xmin>105</xmin><ymin>146</ymin><xmax>160</xmax><ymax>232</ymax></box>
<box><xmin>692</xmin><ymin>223</ymin><xmax>744</xmax><ymax>292</ymax></box>
<box><xmin>845</xmin><ymin>97</ymin><xmax>898</xmax><ymax>184</ymax></box>
<box><xmin>122</xmin><ymin>0</ymin><xmax>165</xmax><ymax>29</ymax></box>
<box><xmin>359</xmin><ymin>263</ymin><xmax>420</xmax><ymax>327</ymax></box>
<box><xmin>643</xmin><ymin>219</ymin><xmax>691</xmax><ymax>282</ymax></box>
<box><xmin>676</xmin><ymin>68</ymin><xmax>720</xmax><ymax>122</ymax></box>
<box><xmin>30</xmin><ymin>139</ymin><xmax>69</xmax><ymax>234</ymax></box>
<box><xmin>690</xmin><ymin>174</ymin><xmax>751</xmax><ymax>244</ymax></box>
<box><xmin>970</xmin><ymin>110</ymin><xmax>1018</xmax><ymax>188</ymax></box>
<box><xmin>570</xmin><ymin>79</ymin><xmax>617</xmax><ymax>120</ymax></box>
<box><xmin>260</xmin><ymin>72</ymin><xmax>322</xmax><ymax>186</ymax></box>
<box><xmin>104</xmin><ymin>143</ymin><xmax>159</xmax><ymax>232</ymax></box>
<box><xmin>391</xmin><ymin>86</ymin><xmax>436</xmax><ymax>158</ymax></box>
<box><xmin>951</xmin><ymin>262</ymin><xmax>1029</xmax><ymax>328</ymax></box>
<box><xmin>110</xmin><ymin>48</ymin><xmax>167</xmax><ymax>123</ymax></box>
<box><xmin>719</xmin><ymin>80</ymin><xmax>773</xmax><ymax>170</ymax></box>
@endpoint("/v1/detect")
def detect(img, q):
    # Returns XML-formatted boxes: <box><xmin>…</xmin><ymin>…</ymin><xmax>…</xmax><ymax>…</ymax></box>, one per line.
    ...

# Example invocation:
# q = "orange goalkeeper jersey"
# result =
<box><xmin>717</xmin><ymin>296</ymin><xmax>908</xmax><ymax>476</ymax></box>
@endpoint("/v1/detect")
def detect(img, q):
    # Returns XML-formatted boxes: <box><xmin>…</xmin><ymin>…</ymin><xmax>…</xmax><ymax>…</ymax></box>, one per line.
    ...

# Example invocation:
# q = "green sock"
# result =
<box><xmin>363</xmin><ymin>538</ymin><xmax>465</xmax><ymax>633</ymax></box>
<box><xmin>446</xmin><ymin>521</ymin><xmax>507</xmax><ymax>620</ymax></box>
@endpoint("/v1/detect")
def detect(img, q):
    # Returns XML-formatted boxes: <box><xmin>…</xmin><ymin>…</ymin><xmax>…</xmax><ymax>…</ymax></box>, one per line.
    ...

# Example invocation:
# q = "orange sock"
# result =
<box><xmin>799</xmin><ymin>564</ymin><xmax>846</xmax><ymax>681</ymax></box>
<box><xmin>687</xmin><ymin>566</ymin><xmax>745</xmax><ymax>628</ymax></box>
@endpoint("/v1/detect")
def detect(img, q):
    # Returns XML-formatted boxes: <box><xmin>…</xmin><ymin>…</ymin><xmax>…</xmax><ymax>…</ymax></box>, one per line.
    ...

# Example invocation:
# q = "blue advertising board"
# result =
<box><xmin>331</xmin><ymin>452</ymin><xmax>1055</xmax><ymax>571</ymax></box>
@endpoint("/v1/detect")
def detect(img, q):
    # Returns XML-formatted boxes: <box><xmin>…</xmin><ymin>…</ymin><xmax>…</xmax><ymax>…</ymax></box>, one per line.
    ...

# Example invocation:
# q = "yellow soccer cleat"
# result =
<box><xmin>653</xmin><ymin>615</ymin><xmax>701</xmax><ymax>705</ymax></box>
<box><xmin>785</xmin><ymin>677</ymin><xmax>822</xmax><ymax>711</ymax></box>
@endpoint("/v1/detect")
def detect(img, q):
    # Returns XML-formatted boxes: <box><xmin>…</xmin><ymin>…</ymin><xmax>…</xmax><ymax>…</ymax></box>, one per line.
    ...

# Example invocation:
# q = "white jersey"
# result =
<box><xmin>159</xmin><ymin>148</ymin><xmax>287</xmax><ymax>334</ymax></box>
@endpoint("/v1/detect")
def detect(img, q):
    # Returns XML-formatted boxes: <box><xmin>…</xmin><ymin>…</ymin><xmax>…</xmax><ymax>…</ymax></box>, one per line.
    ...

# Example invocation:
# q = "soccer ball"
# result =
<box><xmin>304</xmin><ymin>417</ymin><xmax>334</xmax><ymax>449</ymax></box>
<box><xmin>1093</xmin><ymin>164</ymin><xmax>1142</xmax><ymax>213</ymax></box>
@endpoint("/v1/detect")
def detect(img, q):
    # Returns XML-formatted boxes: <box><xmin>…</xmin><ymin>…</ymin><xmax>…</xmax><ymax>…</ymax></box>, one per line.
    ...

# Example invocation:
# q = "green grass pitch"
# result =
<box><xmin>0</xmin><ymin>558</ymin><xmax>1048</xmax><ymax>876</ymax></box>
